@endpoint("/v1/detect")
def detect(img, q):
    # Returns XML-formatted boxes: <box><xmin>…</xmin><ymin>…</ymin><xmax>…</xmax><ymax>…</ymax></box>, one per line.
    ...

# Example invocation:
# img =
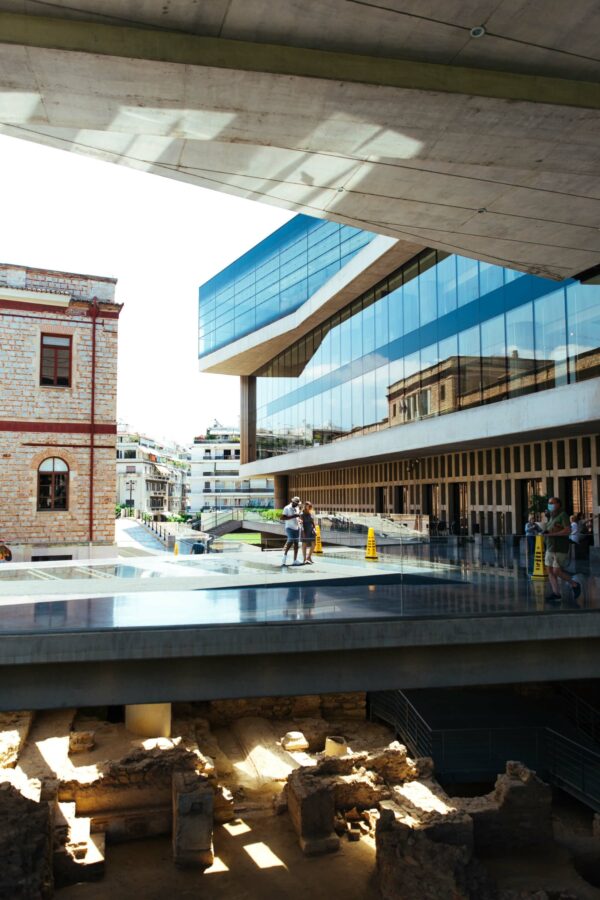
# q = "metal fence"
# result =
<box><xmin>370</xmin><ymin>689</ymin><xmax>600</xmax><ymax>810</ymax></box>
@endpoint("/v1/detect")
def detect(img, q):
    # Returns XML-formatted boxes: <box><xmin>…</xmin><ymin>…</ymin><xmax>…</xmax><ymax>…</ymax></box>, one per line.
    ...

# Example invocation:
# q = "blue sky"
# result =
<box><xmin>0</xmin><ymin>132</ymin><xmax>291</xmax><ymax>444</ymax></box>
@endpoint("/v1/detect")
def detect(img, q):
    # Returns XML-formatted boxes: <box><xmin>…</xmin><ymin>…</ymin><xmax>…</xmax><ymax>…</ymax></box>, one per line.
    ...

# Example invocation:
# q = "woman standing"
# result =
<box><xmin>525</xmin><ymin>514</ymin><xmax>541</xmax><ymax>573</ymax></box>
<box><xmin>300</xmin><ymin>502</ymin><xmax>317</xmax><ymax>565</ymax></box>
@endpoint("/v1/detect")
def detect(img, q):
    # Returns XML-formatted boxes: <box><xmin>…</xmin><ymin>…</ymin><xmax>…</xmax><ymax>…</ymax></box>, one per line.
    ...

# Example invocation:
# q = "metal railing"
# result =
<box><xmin>197</xmin><ymin>508</ymin><xmax>275</xmax><ymax>532</ymax></box>
<box><xmin>198</xmin><ymin>510</ymin><xmax>239</xmax><ymax>532</ymax></box>
<box><xmin>183</xmin><ymin>507</ymin><xmax>597</xmax><ymax>574</ymax></box>
<box><xmin>544</xmin><ymin>728</ymin><xmax>600</xmax><ymax>810</ymax></box>
<box><xmin>320</xmin><ymin>512</ymin><xmax>426</xmax><ymax>539</ymax></box>
<box><xmin>557</xmin><ymin>684</ymin><xmax>600</xmax><ymax>747</ymax></box>
<box><xmin>370</xmin><ymin>689</ymin><xmax>600</xmax><ymax>811</ymax></box>
<box><xmin>369</xmin><ymin>690</ymin><xmax>433</xmax><ymax>759</ymax></box>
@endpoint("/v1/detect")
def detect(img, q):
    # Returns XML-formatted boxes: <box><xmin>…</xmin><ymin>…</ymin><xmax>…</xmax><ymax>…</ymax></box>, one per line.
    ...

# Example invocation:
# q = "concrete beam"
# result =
<box><xmin>1</xmin><ymin>609</ymin><xmax>600</xmax><ymax>709</ymax></box>
<box><xmin>2</xmin><ymin>636</ymin><xmax>600</xmax><ymax>711</ymax></box>
<box><xmin>241</xmin><ymin>379</ymin><xmax>600</xmax><ymax>477</ymax></box>
<box><xmin>1</xmin><ymin>11</ymin><xmax>599</xmax><ymax>109</ymax></box>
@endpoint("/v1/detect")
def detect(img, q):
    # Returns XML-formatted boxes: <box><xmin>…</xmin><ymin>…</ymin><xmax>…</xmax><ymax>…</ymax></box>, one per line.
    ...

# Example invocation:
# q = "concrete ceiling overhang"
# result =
<box><xmin>0</xmin><ymin>5</ymin><xmax>599</xmax><ymax>279</ymax></box>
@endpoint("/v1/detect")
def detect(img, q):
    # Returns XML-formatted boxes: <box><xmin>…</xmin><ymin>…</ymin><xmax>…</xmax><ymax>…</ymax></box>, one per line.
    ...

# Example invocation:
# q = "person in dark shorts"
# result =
<box><xmin>281</xmin><ymin>496</ymin><xmax>302</xmax><ymax>566</ymax></box>
<box><xmin>542</xmin><ymin>497</ymin><xmax>581</xmax><ymax>604</ymax></box>
<box><xmin>300</xmin><ymin>502</ymin><xmax>317</xmax><ymax>564</ymax></box>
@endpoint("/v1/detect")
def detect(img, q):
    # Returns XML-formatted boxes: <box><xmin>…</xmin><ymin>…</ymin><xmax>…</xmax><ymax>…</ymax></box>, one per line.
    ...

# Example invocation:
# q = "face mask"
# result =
<box><xmin>548</xmin><ymin>504</ymin><xmax>556</xmax><ymax>512</ymax></box>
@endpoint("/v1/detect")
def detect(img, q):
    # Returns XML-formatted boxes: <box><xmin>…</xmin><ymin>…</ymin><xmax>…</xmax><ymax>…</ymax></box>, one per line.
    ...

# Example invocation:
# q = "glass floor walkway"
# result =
<box><xmin>0</xmin><ymin>550</ymin><xmax>598</xmax><ymax>635</ymax></box>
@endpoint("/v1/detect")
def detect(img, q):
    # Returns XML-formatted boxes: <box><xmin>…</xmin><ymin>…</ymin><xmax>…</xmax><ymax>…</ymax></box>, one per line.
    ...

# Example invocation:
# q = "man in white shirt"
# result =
<box><xmin>281</xmin><ymin>496</ymin><xmax>303</xmax><ymax>566</ymax></box>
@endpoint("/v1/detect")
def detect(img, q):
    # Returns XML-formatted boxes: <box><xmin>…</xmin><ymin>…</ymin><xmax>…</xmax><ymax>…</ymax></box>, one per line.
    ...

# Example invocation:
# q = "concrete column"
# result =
<box><xmin>274</xmin><ymin>474</ymin><xmax>289</xmax><ymax>510</ymax></box>
<box><xmin>240</xmin><ymin>376</ymin><xmax>256</xmax><ymax>465</ymax></box>
<box><xmin>125</xmin><ymin>702</ymin><xmax>171</xmax><ymax>738</ymax></box>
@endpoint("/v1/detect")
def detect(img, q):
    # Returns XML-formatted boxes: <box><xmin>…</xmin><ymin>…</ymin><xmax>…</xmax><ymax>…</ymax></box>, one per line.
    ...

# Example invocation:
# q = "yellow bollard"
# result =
<box><xmin>530</xmin><ymin>533</ymin><xmax>546</xmax><ymax>580</ymax></box>
<box><xmin>174</xmin><ymin>541</ymin><xmax>179</xmax><ymax>557</ymax></box>
<box><xmin>314</xmin><ymin>524</ymin><xmax>323</xmax><ymax>555</ymax></box>
<box><xmin>365</xmin><ymin>527</ymin><xmax>378</xmax><ymax>561</ymax></box>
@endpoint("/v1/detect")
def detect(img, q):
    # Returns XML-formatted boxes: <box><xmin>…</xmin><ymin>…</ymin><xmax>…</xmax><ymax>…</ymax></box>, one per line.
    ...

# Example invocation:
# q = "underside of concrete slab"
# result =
<box><xmin>0</xmin><ymin>3</ymin><xmax>598</xmax><ymax>278</ymax></box>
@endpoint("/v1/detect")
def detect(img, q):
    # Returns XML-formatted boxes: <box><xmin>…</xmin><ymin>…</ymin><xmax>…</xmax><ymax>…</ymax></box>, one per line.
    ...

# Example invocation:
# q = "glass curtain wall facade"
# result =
<box><xmin>199</xmin><ymin>215</ymin><xmax>375</xmax><ymax>355</ymax></box>
<box><xmin>255</xmin><ymin>250</ymin><xmax>600</xmax><ymax>460</ymax></box>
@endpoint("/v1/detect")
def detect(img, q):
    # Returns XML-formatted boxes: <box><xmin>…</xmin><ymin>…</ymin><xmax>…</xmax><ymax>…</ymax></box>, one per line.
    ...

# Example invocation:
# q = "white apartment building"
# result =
<box><xmin>189</xmin><ymin>422</ymin><xmax>273</xmax><ymax>513</ymax></box>
<box><xmin>116</xmin><ymin>428</ymin><xmax>190</xmax><ymax>520</ymax></box>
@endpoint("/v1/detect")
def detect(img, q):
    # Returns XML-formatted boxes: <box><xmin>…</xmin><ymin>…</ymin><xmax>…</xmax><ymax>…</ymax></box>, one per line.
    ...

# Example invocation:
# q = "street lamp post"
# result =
<box><xmin>126</xmin><ymin>479</ymin><xmax>135</xmax><ymax>510</ymax></box>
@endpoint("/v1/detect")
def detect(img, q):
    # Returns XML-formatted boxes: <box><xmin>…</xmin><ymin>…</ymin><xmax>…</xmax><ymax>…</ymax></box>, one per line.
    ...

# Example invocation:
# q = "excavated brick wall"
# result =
<box><xmin>203</xmin><ymin>692</ymin><xmax>366</xmax><ymax>724</ymax></box>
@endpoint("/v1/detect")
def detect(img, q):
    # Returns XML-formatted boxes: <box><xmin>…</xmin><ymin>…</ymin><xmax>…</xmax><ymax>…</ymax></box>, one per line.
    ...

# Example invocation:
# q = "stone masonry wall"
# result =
<box><xmin>0</xmin><ymin>264</ymin><xmax>116</xmax><ymax>303</ymax></box>
<box><xmin>0</xmin><ymin>434</ymin><xmax>116</xmax><ymax>545</ymax></box>
<box><xmin>0</xmin><ymin>308</ymin><xmax>118</xmax><ymax>423</ymax></box>
<box><xmin>0</xmin><ymin>266</ymin><xmax>119</xmax><ymax>550</ymax></box>
<box><xmin>203</xmin><ymin>693</ymin><xmax>366</xmax><ymax>725</ymax></box>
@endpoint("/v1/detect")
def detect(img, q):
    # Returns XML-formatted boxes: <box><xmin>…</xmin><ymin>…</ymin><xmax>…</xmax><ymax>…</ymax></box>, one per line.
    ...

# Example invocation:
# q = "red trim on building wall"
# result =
<box><xmin>89</xmin><ymin>299</ymin><xmax>98</xmax><ymax>541</ymax></box>
<box><xmin>0</xmin><ymin>299</ymin><xmax>70</xmax><ymax>315</ymax></box>
<box><xmin>21</xmin><ymin>442</ymin><xmax>115</xmax><ymax>449</ymax></box>
<box><xmin>0</xmin><ymin>421</ymin><xmax>116</xmax><ymax>434</ymax></box>
<box><xmin>0</xmin><ymin>298</ymin><xmax>121</xmax><ymax>317</ymax></box>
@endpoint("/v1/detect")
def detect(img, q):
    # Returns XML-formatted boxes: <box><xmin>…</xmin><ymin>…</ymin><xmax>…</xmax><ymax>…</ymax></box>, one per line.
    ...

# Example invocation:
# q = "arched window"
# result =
<box><xmin>38</xmin><ymin>458</ymin><xmax>69</xmax><ymax>511</ymax></box>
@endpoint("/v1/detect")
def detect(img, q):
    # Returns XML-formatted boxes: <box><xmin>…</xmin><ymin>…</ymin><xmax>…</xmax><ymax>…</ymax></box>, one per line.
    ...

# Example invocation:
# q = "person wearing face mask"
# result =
<box><xmin>542</xmin><ymin>497</ymin><xmax>581</xmax><ymax>604</ymax></box>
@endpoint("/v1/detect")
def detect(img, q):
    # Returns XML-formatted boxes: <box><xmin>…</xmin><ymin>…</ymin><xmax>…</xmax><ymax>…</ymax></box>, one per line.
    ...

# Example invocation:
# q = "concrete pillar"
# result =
<box><xmin>125</xmin><ymin>702</ymin><xmax>171</xmax><ymax>738</ymax></box>
<box><xmin>240</xmin><ymin>376</ymin><xmax>256</xmax><ymax>465</ymax></box>
<box><xmin>274</xmin><ymin>474</ymin><xmax>289</xmax><ymax>510</ymax></box>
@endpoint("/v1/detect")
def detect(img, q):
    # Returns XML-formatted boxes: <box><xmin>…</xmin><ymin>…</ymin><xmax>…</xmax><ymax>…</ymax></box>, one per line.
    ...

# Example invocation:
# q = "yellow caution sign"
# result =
<box><xmin>530</xmin><ymin>533</ymin><xmax>546</xmax><ymax>580</ymax></box>
<box><xmin>365</xmin><ymin>527</ymin><xmax>378</xmax><ymax>561</ymax></box>
<box><xmin>314</xmin><ymin>524</ymin><xmax>323</xmax><ymax>554</ymax></box>
<box><xmin>174</xmin><ymin>541</ymin><xmax>179</xmax><ymax>557</ymax></box>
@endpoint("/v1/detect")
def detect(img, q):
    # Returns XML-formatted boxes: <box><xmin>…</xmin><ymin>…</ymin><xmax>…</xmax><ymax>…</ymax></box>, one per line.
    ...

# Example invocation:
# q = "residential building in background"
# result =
<box><xmin>198</xmin><ymin>216</ymin><xmax>600</xmax><ymax>543</ymax></box>
<box><xmin>189</xmin><ymin>421</ymin><xmax>273</xmax><ymax>512</ymax></box>
<box><xmin>116</xmin><ymin>427</ymin><xmax>190</xmax><ymax>520</ymax></box>
<box><xmin>0</xmin><ymin>262</ymin><xmax>122</xmax><ymax>561</ymax></box>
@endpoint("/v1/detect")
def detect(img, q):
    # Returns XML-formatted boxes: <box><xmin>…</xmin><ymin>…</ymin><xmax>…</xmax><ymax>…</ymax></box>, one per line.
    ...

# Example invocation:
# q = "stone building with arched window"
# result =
<box><xmin>0</xmin><ymin>262</ymin><xmax>122</xmax><ymax>562</ymax></box>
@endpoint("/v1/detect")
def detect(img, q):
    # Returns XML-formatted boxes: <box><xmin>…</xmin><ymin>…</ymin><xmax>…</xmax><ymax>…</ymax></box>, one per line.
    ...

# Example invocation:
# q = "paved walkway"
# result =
<box><xmin>115</xmin><ymin>518</ymin><xmax>167</xmax><ymax>556</ymax></box>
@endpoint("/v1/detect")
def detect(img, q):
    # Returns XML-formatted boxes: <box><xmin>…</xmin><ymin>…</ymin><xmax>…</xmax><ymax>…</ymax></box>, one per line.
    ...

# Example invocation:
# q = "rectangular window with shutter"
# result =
<box><xmin>40</xmin><ymin>334</ymin><xmax>72</xmax><ymax>387</ymax></box>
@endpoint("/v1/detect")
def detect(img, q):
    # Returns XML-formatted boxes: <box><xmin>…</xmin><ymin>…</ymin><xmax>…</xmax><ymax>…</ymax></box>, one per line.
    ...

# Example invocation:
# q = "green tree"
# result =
<box><xmin>528</xmin><ymin>493</ymin><xmax>549</xmax><ymax>517</ymax></box>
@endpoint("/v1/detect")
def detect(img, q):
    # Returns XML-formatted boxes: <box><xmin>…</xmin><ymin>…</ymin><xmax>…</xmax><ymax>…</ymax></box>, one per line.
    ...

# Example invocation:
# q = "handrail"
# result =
<box><xmin>544</xmin><ymin>727</ymin><xmax>600</xmax><ymax>763</ymax></box>
<box><xmin>543</xmin><ymin>727</ymin><xmax>600</xmax><ymax>811</ymax></box>
<box><xmin>556</xmin><ymin>684</ymin><xmax>600</xmax><ymax>746</ymax></box>
<box><xmin>370</xmin><ymin>690</ymin><xmax>600</xmax><ymax>811</ymax></box>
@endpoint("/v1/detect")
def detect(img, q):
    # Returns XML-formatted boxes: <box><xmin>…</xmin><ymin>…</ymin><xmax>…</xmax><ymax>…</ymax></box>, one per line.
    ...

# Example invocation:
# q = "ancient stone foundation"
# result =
<box><xmin>285</xmin><ymin>741</ymin><xmax>557</xmax><ymax>900</ymax></box>
<box><xmin>0</xmin><ymin>708</ymin><xmax>232</xmax><ymax>897</ymax></box>
<box><xmin>203</xmin><ymin>692</ymin><xmax>366</xmax><ymax>724</ymax></box>
<box><xmin>286</xmin><ymin>741</ymin><xmax>431</xmax><ymax>856</ymax></box>
<box><xmin>0</xmin><ymin>782</ymin><xmax>53</xmax><ymax>900</ymax></box>
<box><xmin>0</xmin><ymin>699</ymin><xmax>567</xmax><ymax>899</ymax></box>
<box><xmin>456</xmin><ymin>760</ymin><xmax>553</xmax><ymax>854</ymax></box>
<box><xmin>172</xmin><ymin>771</ymin><xmax>214</xmax><ymax>868</ymax></box>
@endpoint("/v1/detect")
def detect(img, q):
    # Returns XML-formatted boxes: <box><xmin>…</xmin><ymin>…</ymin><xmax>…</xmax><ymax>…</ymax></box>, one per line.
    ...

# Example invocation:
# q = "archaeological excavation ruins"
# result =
<box><xmin>1</xmin><ymin>693</ymin><xmax>600</xmax><ymax>899</ymax></box>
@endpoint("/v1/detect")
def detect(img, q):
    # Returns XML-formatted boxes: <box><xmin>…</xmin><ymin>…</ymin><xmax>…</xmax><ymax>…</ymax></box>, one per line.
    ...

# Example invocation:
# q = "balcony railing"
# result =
<box><xmin>201</xmin><ymin>488</ymin><xmax>271</xmax><ymax>495</ymax></box>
